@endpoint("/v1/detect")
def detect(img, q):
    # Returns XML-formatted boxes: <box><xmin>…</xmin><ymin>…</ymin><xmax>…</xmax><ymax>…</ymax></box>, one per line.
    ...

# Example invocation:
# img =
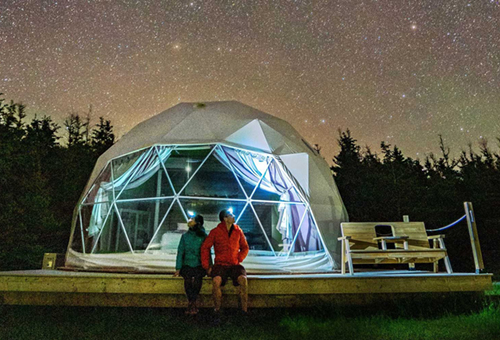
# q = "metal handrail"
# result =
<box><xmin>426</xmin><ymin>214</ymin><xmax>466</xmax><ymax>232</ymax></box>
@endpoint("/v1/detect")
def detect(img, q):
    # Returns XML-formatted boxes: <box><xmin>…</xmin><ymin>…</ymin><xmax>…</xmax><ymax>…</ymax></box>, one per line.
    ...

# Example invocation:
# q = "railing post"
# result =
<box><xmin>463</xmin><ymin>202</ymin><xmax>485</xmax><ymax>274</ymax></box>
<box><xmin>402</xmin><ymin>215</ymin><xmax>415</xmax><ymax>270</ymax></box>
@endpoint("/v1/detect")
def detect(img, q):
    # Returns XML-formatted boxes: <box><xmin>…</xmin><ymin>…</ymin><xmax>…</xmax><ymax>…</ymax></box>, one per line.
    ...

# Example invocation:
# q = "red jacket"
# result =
<box><xmin>201</xmin><ymin>222</ymin><xmax>249</xmax><ymax>269</ymax></box>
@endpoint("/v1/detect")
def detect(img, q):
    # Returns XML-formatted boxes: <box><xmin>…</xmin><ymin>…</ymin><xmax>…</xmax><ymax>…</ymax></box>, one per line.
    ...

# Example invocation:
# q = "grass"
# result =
<box><xmin>1</xmin><ymin>297</ymin><xmax>499</xmax><ymax>340</ymax></box>
<box><xmin>281</xmin><ymin>307</ymin><xmax>500</xmax><ymax>340</ymax></box>
<box><xmin>486</xmin><ymin>282</ymin><xmax>500</xmax><ymax>296</ymax></box>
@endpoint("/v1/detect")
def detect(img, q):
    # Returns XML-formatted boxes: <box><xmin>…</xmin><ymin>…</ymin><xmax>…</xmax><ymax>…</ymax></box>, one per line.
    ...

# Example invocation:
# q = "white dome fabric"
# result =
<box><xmin>66</xmin><ymin>101</ymin><xmax>348</xmax><ymax>273</ymax></box>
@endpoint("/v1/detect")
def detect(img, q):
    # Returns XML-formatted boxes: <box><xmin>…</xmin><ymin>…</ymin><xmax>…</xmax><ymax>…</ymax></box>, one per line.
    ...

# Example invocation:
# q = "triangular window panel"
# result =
<box><xmin>251</xmin><ymin>181</ymin><xmax>282</xmax><ymax>201</ymax></box>
<box><xmin>252</xmin><ymin>202</ymin><xmax>283</xmax><ymax>252</ymax></box>
<box><xmin>162</xmin><ymin>146</ymin><xmax>212</xmax><ymax>194</ymax></box>
<box><xmin>91</xmin><ymin>204</ymin><xmax>132</xmax><ymax>254</ymax></box>
<box><xmin>118</xmin><ymin>146</ymin><xmax>175</xmax><ymax>199</ymax></box>
<box><xmin>225</xmin><ymin>119</ymin><xmax>272</xmax><ymax>152</ymax></box>
<box><xmin>117</xmin><ymin>152</ymin><xmax>175</xmax><ymax>200</ymax></box>
<box><xmin>78</xmin><ymin>202</ymin><xmax>111</xmax><ymax>253</ymax></box>
<box><xmin>181</xmin><ymin>152</ymin><xmax>247</xmax><ymax>199</ymax></box>
<box><xmin>112</xmin><ymin>149</ymin><xmax>149</xmax><ymax>184</ymax></box>
<box><xmin>113</xmin><ymin>148</ymin><xmax>163</xmax><ymax>200</ymax></box>
<box><xmin>115</xmin><ymin>199</ymin><xmax>173</xmax><ymax>252</ymax></box>
<box><xmin>71</xmin><ymin>207</ymin><xmax>86</xmax><ymax>253</ymax></box>
<box><xmin>290</xmin><ymin>210</ymin><xmax>324</xmax><ymax>254</ymax></box>
<box><xmin>155</xmin><ymin>147</ymin><xmax>176</xmax><ymax>197</ymax></box>
<box><xmin>180</xmin><ymin>199</ymin><xmax>248</xmax><ymax>233</ymax></box>
<box><xmin>77</xmin><ymin>202</ymin><xmax>110</xmax><ymax>253</ymax></box>
<box><xmin>237</xmin><ymin>204</ymin><xmax>272</xmax><ymax>252</ymax></box>
<box><xmin>158</xmin><ymin>167</ymin><xmax>176</xmax><ymax>197</ymax></box>
<box><xmin>83</xmin><ymin>163</ymin><xmax>113</xmax><ymax>204</ymax></box>
<box><xmin>147</xmin><ymin>200</ymin><xmax>186</xmax><ymax>253</ymax></box>
<box><xmin>218</xmin><ymin>146</ymin><xmax>262</xmax><ymax>198</ymax></box>
<box><xmin>250</xmin><ymin>159</ymin><xmax>282</xmax><ymax>201</ymax></box>
<box><xmin>234</xmin><ymin>175</ymin><xmax>256</xmax><ymax>199</ymax></box>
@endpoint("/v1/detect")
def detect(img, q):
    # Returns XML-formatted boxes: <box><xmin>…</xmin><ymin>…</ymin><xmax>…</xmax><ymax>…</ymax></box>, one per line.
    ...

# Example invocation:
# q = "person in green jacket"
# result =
<box><xmin>174</xmin><ymin>214</ymin><xmax>208</xmax><ymax>315</ymax></box>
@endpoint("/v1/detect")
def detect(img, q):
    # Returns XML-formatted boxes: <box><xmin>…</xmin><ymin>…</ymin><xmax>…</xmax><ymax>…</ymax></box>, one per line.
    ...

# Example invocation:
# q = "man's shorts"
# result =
<box><xmin>210</xmin><ymin>264</ymin><xmax>247</xmax><ymax>286</ymax></box>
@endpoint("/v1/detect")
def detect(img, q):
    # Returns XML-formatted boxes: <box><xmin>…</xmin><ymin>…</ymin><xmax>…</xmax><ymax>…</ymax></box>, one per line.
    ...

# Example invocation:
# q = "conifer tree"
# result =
<box><xmin>91</xmin><ymin>117</ymin><xmax>115</xmax><ymax>156</ymax></box>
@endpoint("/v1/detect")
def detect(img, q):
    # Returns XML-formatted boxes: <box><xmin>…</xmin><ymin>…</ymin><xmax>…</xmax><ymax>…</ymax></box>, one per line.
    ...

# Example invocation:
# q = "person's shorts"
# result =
<box><xmin>210</xmin><ymin>264</ymin><xmax>247</xmax><ymax>286</ymax></box>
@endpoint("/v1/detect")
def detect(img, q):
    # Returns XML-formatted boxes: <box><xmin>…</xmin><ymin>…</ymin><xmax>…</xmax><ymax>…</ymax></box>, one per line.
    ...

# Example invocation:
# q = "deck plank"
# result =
<box><xmin>0</xmin><ymin>270</ymin><xmax>492</xmax><ymax>308</ymax></box>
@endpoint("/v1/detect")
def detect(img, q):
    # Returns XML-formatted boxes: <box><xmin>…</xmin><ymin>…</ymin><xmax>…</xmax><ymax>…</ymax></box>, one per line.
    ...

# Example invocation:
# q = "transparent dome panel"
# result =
<box><xmin>217</xmin><ymin>146</ymin><xmax>270</xmax><ymax>198</ymax></box>
<box><xmin>115</xmin><ymin>199</ymin><xmax>173</xmax><ymax>252</ymax></box>
<box><xmin>117</xmin><ymin>160</ymin><xmax>175</xmax><ymax>200</ymax></box>
<box><xmin>112</xmin><ymin>149</ymin><xmax>148</xmax><ymax>182</ymax></box>
<box><xmin>83</xmin><ymin>163</ymin><xmax>113</xmax><ymax>204</ymax></box>
<box><xmin>76</xmin><ymin>202</ymin><xmax>113</xmax><ymax>254</ymax></box>
<box><xmin>180</xmin><ymin>198</ymin><xmax>247</xmax><ymax>233</ymax></box>
<box><xmin>237</xmin><ymin>204</ymin><xmax>273</xmax><ymax>253</ymax></box>
<box><xmin>290</xmin><ymin>210</ymin><xmax>324</xmax><ymax>254</ymax></box>
<box><xmin>216</xmin><ymin>146</ymin><xmax>258</xmax><ymax>197</ymax></box>
<box><xmin>162</xmin><ymin>146</ymin><xmax>212</xmax><ymax>193</ymax></box>
<box><xmin>252</xmin><ymin>202</ymin><xmax>306</xmax><ymax>253</ymax></box>
<box><xmin>181</xmin><ymin>151</ymin><xmax>248</xmax><ymax>199</ymax></box>
<box><xmin>90</xmin><ymin>204</ymin><xmax>132</xmax><ymax>254</ymax></box>
<box><xmin>146</xmin><ymin>200</ymin><xmax>186</xmax><ymax>253</ymax></box>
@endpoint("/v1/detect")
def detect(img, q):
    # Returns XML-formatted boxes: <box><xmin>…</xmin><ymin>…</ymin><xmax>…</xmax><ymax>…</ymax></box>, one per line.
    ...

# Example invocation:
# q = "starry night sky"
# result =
<box><xmin>1</xmin><ymin>1</ymin><xmax>499</xmax><ymax>161</ymax></box>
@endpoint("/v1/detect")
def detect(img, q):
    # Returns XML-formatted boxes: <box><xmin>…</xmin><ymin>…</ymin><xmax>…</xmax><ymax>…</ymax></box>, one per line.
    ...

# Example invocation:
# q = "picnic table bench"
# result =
<box><xmin>338</xmin><ymin>222</ymin><xmax>453</xmax><ymax>275</ymax></box>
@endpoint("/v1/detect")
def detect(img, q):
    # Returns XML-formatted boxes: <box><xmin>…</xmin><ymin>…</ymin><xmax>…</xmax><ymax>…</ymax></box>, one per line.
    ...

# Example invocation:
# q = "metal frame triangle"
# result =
<box><xmin>144</xmin><ymin>198</ymin><xmax>177</xmax><ymax>253</ymax></box>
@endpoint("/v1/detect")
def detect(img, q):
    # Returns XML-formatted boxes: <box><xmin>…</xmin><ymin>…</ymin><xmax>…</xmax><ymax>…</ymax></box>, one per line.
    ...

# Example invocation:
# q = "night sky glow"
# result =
<box><xmin>1</xmin><ymin>1</ymin><xmax>499</xmax><ymax>160</ymax></box>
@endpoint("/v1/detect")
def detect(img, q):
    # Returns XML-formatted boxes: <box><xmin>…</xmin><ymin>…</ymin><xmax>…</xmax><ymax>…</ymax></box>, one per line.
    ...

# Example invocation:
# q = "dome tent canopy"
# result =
<box><xmin>67</xmin><ymin>101</ymin><xmax>348</xmax><ymax>273</ymax></box>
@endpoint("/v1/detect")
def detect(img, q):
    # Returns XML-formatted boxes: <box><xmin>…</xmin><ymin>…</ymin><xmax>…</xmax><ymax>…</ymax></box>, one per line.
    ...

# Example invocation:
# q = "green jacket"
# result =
<box><xmin>175</xmin><ymin>227</ymin><xmax>209</xmax><ymax>270</ymax></box>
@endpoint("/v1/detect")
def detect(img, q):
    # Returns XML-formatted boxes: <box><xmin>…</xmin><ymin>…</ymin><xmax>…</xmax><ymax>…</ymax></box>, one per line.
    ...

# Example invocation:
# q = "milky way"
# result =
<box><xmin>1</xmin><ymin>1</ymin><xmax>499</xmax><ymax>161</ymax></box>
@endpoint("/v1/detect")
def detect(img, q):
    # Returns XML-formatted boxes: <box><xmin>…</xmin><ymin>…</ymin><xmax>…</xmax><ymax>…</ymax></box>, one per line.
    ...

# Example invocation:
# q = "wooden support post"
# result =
<box><xmin>433</xmin><ymin>238</ymin><xmax>439</xmax><ymax>273</ymax></box>
<box><xmin>464</xmin><ymin>202</ymin><xmax>484</xmax><ymax>274</ymax></box>
<box><xmin>403</xmin><ymin>215</ymin><xmax>415</xmax><ymax>270</ymax></box>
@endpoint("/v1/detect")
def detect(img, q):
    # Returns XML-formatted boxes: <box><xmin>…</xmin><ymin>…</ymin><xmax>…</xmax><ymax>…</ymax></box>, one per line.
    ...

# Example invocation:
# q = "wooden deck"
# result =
<box><xmin>0</xmin><ymin>270</ymin><xmax>492</xmax><ymax>308</ymax></box>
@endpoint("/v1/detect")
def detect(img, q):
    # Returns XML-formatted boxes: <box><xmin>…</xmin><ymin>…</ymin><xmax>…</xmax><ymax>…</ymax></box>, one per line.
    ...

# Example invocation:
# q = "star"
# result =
<box><xmin>0</xmin><ymin>1</ymin><xmax>497</xmax><ymax>160</ymax></box>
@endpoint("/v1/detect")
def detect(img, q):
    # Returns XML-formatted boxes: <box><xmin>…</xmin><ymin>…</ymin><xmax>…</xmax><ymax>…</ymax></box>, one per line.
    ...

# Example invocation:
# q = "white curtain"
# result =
<box><xmin>215</xmin><ymin>146</ymin><xmax>319</xmax><ymax>252</ymax></box>
<box><xmin>88</xmin><ymin>146</ymin><xmax>172</xmax><ymax>236</ymax></box>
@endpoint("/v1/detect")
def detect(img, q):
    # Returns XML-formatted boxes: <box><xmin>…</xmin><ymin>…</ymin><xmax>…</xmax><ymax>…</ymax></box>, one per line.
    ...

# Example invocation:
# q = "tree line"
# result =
<box><xmin>332</xmin><ymin>130</ymin><xmax>499</xmax><ymax>274</ymax></box>
<box><xmin>0</xmin><ymin>94</ymin><xmax>497</xmax><ymax>275</ymax></box>
<box><xmin>0</xmin><ymin>95</ymin><xmax>114</xmax><ymax>270</ymax></box>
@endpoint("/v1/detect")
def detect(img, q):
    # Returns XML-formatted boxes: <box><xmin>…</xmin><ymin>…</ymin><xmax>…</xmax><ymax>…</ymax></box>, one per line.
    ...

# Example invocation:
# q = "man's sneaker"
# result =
<box><xmin>212</xmin><ymin>309</ymin><xmax>222</xmax><ymax>325</ymax></box>
<box><xmin>239</xmin><ymin>309</ymin><xmax>250</xmax><ymax>317</ymax></box>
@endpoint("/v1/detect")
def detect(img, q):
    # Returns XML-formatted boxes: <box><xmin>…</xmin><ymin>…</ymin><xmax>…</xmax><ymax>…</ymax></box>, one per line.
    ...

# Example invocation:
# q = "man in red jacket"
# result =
<box><xmin>201</xmin><ymin>209</ymin><xmax>249</xmax><ymax>313</ymax></box>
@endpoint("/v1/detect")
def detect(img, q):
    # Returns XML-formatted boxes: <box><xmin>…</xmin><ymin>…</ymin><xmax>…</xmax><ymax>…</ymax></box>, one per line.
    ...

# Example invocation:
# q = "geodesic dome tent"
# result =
<box><xmin>66</xmin><ymin>101</ymin><xmax>348</xmax><ymax>273</ymax></box>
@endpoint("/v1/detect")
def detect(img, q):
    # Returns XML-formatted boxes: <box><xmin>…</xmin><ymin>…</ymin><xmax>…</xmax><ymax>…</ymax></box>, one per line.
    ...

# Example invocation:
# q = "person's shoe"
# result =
<box><xmin>212</xmin><ymin>309</ymin><xmax>222</xmax><ymax>325</ymax></box>
<box><xmin>192</xmin><ymin>300</ymin><xmax>199</xmax><ymax>315</ymax></box>
<box><xmin>185</xmin><ymin>302</ymin><xmax>195</xmax><ymax>315</ymax></box>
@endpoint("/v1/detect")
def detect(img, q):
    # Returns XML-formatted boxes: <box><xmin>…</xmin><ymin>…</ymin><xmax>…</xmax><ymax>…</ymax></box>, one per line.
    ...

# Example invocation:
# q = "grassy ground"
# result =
<box><xmin>1</xmin><ymin>292</ymin><xmax>499</xmax><ymax>340</ymax></box>
<box><xmin>486</xmin><ymin>282</ymin><xmax>500</xmax><ymax>296</ymax></box>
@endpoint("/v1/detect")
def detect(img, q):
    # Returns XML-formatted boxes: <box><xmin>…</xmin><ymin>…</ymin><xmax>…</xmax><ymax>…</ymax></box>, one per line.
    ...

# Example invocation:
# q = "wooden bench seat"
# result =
<box><xmin>338</xmin><ymin>222</ymin><xmax>453</xmax><ymax>275</ymax></box>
